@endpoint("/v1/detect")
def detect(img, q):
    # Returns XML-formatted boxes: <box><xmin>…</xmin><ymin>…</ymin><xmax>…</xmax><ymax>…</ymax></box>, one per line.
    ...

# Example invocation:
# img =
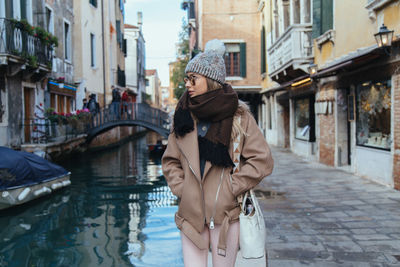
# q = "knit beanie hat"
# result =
<box><xmin>185</xmin><ymin>39</ymin><xmax>226</xmax><ymax>84</ymax></box>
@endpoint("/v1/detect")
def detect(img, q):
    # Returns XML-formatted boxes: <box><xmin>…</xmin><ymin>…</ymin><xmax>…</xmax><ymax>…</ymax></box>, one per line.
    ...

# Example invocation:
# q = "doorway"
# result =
<box><xmin>24</xmin><ymin>87</ymin><xmax>34</xmax><ymax>143</ymax></box>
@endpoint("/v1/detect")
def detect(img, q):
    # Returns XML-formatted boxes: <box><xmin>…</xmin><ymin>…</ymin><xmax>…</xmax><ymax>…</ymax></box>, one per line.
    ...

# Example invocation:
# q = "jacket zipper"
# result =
<box><xmin>209</xmin><ymin>168</ymin><xmax>225</xmax><ymax>230</ymax></box>
<box><xmin>177</xmin><ymin>146</ymin><xmax>207</xmax><ymax>225</ymax></box>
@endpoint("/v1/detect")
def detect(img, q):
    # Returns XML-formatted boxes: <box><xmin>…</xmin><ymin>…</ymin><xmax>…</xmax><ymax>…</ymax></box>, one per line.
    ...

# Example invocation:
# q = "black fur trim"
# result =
<box><xmin>198</xmin><ymin>136</ymin><xmax>234</xmax><ymax>167</ymax></box>
<box><xmin>174</xmin><ymin>108</ymin><xmax>194</xmax><ymax>137</ymax></box>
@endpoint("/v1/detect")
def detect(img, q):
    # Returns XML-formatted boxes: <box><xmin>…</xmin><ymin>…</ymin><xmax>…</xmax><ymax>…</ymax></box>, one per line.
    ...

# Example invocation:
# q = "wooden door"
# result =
<box><xmin>24</xmin><ymin>87</ymin><xmax>32</xmax><ymax>142</ymax></box>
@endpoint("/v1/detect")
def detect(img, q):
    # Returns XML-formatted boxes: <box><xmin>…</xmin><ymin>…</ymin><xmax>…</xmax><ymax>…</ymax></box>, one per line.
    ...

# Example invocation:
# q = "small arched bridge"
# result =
<box><xmin>86</xmin><ymin>103</ymin><xmax>171</xmax><ymax>143</ymax></box>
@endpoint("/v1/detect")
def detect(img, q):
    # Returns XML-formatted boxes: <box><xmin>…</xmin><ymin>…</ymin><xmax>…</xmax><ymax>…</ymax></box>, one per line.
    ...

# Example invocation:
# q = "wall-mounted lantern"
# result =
<box><xmin>308</xmin><ymin>63</ymin><xmax>318</xmax><ymax>76</ymax></box>
<box><xmin>374</xmin><ymin>24</ymin><xmax>394</xmax><ymax>47</ymax></box>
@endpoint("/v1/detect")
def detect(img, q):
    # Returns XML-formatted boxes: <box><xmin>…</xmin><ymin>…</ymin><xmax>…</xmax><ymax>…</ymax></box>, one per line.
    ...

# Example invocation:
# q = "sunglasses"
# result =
<box><xmin>184</xmin><ymin>75</ymin><xmax>198</xmax><ymax>86</ymax></box>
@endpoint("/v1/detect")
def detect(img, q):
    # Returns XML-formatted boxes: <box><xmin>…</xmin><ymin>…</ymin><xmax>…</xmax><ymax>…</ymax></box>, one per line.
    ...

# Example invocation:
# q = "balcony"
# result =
<box><xmin>267</xmin><ymin>24</ymin><xmax>313</xmax><ymax>83</ymax></box>
<box><xmin>0</xmin><ymin>18</ymin><xmax>53</xmax><ymax>73</ymax></box>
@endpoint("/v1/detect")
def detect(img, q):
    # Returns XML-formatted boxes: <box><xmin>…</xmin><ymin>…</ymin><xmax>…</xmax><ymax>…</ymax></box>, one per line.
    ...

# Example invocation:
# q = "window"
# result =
<box><xmin>294</xmin><ymin>96</ymin><xmax>315</xmax><ymax>141</ymax></box>
<box><xmin>45</xmin><ymin>6</ymin><xmax>54</xmax><ymax>34</ymax></box>
<box><xmin>312</xmin><ymin>0</ymin><xmax>333</xmax><ymax>38</ymax></box>
<box><xmin>20</xmin><ymin>0</ymin><xmax>27</xmax><ymax>20</ymax></box>
<box><xmin>224</xmin><ymin>43</ymin><xmax>246</xmax><ymax>77</ymax></box>
<box><xmin>89</xmin><ymin>0</ymin><xmax>97</xmax><ymax>8</ymax></box>
<box><xmin>90</xmin><ymin>33</ymin><xmax>96</xmax><ymax>67</ymax></box>
<box><xmin>116</xmin><ymin>20</ymin><xmax>121</xmax><ymax>47</ymax></box>
<box><xmin>64</xmin><ymin>21</ymin><xmax>71</xmax><ymax>61</ymax></box>
<box><xmin>283</xmin><ymin>0</ymin><xmax>290</xmax><ymax>30</ymax></box>
<box><xmin>356</xmin><ymin>79</ymin><xmax>391</xmax><ymax>150</ymax></box>
<box><xmin>293</xmin><ymin>0</ymin><xmax>300</xmax><ymax>24</ymax></box>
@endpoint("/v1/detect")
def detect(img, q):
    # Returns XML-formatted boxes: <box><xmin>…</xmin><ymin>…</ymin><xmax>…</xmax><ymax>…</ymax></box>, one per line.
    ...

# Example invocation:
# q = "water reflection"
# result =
<box><xmin>0</xmin><ymin>135</ymin><xmax>182</xmax><ymax>267</ymax></box>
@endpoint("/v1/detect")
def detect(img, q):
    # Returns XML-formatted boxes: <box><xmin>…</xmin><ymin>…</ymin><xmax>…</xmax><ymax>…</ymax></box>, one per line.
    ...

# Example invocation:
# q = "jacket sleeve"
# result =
<box><xmin>231</xmin><ymin>113</ymin><xmax>274</xmax><ymax>196</ymax></box>
<box><xmin>162</xmin><ymin>133</ymin><xmax>185</xmax><ymax>198</ymax></box>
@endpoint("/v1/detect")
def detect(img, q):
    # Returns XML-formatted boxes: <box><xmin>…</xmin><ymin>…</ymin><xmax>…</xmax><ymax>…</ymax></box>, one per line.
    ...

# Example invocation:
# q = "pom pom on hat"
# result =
<box><xmin>185</xmin><ymin>39</ymin><xmax>226</xmax><ymax>83</ymax></box>
<box><xmin>204</xmin><ymin>39</ymin><xmax>226</xmax><ymax>57</ymax></box>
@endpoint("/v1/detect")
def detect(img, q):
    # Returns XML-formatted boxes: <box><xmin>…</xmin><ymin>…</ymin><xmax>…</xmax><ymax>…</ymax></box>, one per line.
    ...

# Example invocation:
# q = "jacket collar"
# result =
<box><xmin>176</xmin><ymin>122</ymin><xmax>201</xmax><ymax>182</ymax></box>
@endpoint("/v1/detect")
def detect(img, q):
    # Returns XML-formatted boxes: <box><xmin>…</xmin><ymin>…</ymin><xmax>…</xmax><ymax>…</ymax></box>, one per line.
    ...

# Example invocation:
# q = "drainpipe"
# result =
<box><xmin>101</xmin><ymin>0</ymin><xmax>106</xmax><ymax>106</ymax></box>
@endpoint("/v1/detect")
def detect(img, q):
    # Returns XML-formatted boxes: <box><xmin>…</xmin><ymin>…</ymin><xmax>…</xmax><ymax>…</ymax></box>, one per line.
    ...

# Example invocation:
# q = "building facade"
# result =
<box><xmin>0</xmin><ymin>0</ymin><xmax>54</xmax><ymax>147</ymax></box>
<box><xmin>44</xmin><ymin>0</ymin><xmax>77</xmax><ymax>115</ymax></box>
<box><xmin>145</xmin><ymin>69</ymin><xmax>161</xmax><ymax>108</ymax></box>
<box><xmin>190</xmin><ymin>0</ymin><xmax>262</xmax><ymax>117</ymax></box>
<box><xmin>73</xmin><ymin>0</ymin><xmax>126</xmax><ymax>109</ymax></box>
<box><xmin>125</xmin><ymin>12</ymin><xmax>145</xmax><ymax>103</ymax></box>
<box><xmin>260</xmin><ymin>0</ymin><xmax>400</xmax><ymax>189</ymax></box>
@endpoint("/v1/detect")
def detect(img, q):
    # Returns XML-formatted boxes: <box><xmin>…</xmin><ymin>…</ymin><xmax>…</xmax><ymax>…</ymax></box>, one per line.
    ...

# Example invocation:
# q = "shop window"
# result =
<box><xmin>294</xmin><ymin>96</ymin><xmax>315</xmax><ymax>141</ymax></box>
<box><xmin>356</xmin><ymin>79</ymin><xmax>391</xmax><ymax>150</ymax></box>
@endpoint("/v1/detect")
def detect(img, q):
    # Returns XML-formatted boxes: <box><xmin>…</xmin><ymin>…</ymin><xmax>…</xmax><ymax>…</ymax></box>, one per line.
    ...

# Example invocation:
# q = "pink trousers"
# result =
<box><xmin>180</xmin><ymin>222</ymin><xmax>240</xmax><ymax>267</ymax></box>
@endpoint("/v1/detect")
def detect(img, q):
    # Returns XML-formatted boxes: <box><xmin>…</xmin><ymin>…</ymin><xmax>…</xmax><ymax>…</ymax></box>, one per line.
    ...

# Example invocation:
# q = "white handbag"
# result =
<box><xmin>232</xmin><ymin>116</ymin><xmax>266</xmax><ymax>259</ymax></box>
<box><xmin>239</xmin><ymin>189</ymin><xmax>266</xmax><ymax>259</ymax></box>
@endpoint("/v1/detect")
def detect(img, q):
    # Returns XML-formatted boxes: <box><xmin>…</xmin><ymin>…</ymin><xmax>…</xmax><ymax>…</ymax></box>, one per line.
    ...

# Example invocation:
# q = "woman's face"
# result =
<box><xmin>185</xmin><ymin>72</ymin><xmax>208</xmax><ymax>98</ymax></box>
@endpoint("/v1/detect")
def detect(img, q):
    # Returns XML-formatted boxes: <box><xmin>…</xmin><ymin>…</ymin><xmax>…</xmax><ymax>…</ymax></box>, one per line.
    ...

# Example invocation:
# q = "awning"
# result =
<box><xmin>48</xmin><ymin>80</ymin><xmax>77</xmax><ymax>97</ymax></box>
<box><xmin>312</xmin><ymin>45</ymin><xmax>382</xmax><ymax>79</ymax></box>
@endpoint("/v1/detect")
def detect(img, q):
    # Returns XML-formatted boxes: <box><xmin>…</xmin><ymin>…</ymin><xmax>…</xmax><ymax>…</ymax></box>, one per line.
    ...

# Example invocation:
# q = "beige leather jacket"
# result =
<box><xmin>162</xmin><ymin>102</ymin><xmax>274</xmax><ymax>255</ymax></box>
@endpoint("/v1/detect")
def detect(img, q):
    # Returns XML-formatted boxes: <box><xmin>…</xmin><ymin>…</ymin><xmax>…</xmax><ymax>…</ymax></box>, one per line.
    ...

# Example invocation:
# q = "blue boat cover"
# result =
<box><xmin>0</xmin><ymin>147</ymin><xmax>69</xmax><ymax>190</ymax></box>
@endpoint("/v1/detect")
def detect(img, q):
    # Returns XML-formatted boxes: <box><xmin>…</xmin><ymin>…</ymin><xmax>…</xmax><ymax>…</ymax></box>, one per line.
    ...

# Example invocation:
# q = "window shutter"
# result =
<box><xmin>123</xmin><ymin>38</ymin><xmax>127</xmax><ymax>56</ymax></box>
<box><xmin>240</xmin><ymin>42</ymin><xmax>246</xmax><ymax>78</ymax></box>
<box><xmin>116</xmin><ymin>20</ymin><xmax>121</xmax><ymax>46</ymax></box>
<box><xmin>20</xmin><ymin>0</ymin><xmax>27</xmax><ymax>20</ymax></box>
<box><xmin>5</xmin><ymin>0</ymin><xmax>13</xmax><ymax>18</ymax></box>
<box><xmin>321</xmin><ymin>0</ymin><xmax>333</xmax><ymax>34</ymax></box>
<box><xmin>261</xmin><ymin>27</ymin><xmax>266</xmax><ymax>74</ymax></box>
<box><xmin>312</xmin><ymin>0</ymin><xmax>321</xmax><ymax>39</ymax></box>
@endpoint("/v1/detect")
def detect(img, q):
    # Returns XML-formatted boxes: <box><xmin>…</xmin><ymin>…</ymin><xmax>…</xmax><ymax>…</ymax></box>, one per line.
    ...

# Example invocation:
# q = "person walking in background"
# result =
<box><xmin>111</xmin><ymin>85</ymin><xmax>121</xmax><ymax>119</ymax></box>
<box><xmin>82</xmin><ymin>98</ymin><xmax>88</xmax><ymax>110</ymax></box>
<box><xmin>88</xmin><ymin>94</ymin><xmax>99</xmax><ymax>115</ymax></box>
<box><xmin>121</xmin><ymin>89</ymin><xmax>129</xmax><ymax>119</ymax></box>
<box><xmin>162</xmin><ymin>39</ymin><xmax>274</xmax><ymax>267</ymax></box>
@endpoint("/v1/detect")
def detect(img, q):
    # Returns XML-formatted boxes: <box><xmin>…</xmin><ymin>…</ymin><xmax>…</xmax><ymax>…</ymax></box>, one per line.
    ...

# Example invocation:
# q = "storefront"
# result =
<box><xmin>48</xmin><ymin>80</ymin><xmax>77</xmax><ymax>114</ymax></box>
<box><xmin>313</xmin><ymin>45</ymin><xmax>398</xmax><ymax>187</ymax></box>
<box><xmin>289</xmin><ymin>77</ymin><xmax>317</xmax><ymax>160</ymax></box>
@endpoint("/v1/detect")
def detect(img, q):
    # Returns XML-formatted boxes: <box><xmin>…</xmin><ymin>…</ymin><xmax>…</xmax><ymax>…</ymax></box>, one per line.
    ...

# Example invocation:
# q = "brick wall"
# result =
<box><xmin>200</xmin><ymin>0</ymin><xmax>261</xmax><ymax>87</ymax></box>
<box><xmin>318</xmin><ymin>86</ymin><xmax>336</xmax><ymax>166</ymax></box>
<box><xmin>319</xmin><ymin>114</ymin><xmax>335</xmax><ymax>166</ymax></box>
<box><xmin>393</xmin><ymin>73</ymin><xmax>400</xmax><ymax>190</ymax></box>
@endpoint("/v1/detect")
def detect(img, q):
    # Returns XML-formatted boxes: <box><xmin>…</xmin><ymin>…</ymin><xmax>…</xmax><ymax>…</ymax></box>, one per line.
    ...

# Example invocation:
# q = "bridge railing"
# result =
<box><xmin>89</xmin><ymin>102</ymin><xmax>170</xmax><ymax>131</ymax></box>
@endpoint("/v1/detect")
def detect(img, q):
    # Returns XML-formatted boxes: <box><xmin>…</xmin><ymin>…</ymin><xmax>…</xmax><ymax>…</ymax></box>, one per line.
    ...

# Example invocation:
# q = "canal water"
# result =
<box><xmin>0</xmin><ymin>135</ymin><xmax>184</xmax><ymax>267</ymax></box>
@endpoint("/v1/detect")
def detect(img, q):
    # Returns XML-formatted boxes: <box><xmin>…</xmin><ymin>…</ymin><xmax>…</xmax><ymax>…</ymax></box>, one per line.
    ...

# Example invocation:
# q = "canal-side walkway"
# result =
<box><xmin>254</xmin><ymin>146</ymin><xmax>400</xmax><ymax>266</ymax></box>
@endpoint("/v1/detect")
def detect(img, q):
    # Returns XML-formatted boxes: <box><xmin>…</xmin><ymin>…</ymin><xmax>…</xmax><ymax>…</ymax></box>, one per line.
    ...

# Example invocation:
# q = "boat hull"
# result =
<box><xmin>0</xmin><ymin>173</ymin><xmax>71</xmax><ymax>210</ymax></box>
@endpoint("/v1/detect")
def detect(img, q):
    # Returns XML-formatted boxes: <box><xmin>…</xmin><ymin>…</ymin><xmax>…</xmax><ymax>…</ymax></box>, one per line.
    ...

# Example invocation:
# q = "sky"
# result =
<box><xmin>124</xmin><ymin>0</ymin><xmax>186</xmax><ymax>86</ymax></box>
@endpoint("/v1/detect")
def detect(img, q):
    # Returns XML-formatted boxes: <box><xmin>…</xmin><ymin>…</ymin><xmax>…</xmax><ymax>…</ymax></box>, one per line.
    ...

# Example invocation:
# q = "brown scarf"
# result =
<box><xmin>174</xmin><ymin>84</ymin><xmax>238</xmax><ymax>167</ymax></box>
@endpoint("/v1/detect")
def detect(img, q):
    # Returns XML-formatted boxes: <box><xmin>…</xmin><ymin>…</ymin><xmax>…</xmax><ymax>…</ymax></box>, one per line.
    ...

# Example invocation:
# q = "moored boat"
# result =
<box><xmin>0</xmin><ymin>147</ymin><xmax>71</xmax><ymax>210</ymax></box>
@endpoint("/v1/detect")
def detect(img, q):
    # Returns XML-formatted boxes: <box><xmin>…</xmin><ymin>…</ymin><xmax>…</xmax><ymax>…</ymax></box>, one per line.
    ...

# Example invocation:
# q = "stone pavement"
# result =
<box><xmin>253</xmin><ymin>146</ymin><xmax>400</xmax><ymax>267</ymax></box>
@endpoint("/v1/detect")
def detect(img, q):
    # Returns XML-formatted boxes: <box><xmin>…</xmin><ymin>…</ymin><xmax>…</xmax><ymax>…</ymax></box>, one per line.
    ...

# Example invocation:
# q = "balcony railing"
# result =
<box><xmin>0</xmin><ymin>18</ymin><xmax>53</xmax><ymax>67</ymax></box>
<box><xmin>267</xmin><ymin>24</ymin><xmax>313</xmax><ymax>77</ymax></box>
<box><xmin>22</xmin><ymin>118</ymin><xmax>89</xmax><ymax>144</ymax></box>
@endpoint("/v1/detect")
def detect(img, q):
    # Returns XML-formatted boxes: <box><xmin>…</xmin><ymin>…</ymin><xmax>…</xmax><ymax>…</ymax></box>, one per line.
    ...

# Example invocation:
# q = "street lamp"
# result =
<box><xmin>308</xmin><ymin>63</ymin><xmax>318</xmax><ymax>76</ymax></box>
<box><xmin>374</xmin><ymin>24</ymin><xmax>394</xmax><ymax>47</ymax></box>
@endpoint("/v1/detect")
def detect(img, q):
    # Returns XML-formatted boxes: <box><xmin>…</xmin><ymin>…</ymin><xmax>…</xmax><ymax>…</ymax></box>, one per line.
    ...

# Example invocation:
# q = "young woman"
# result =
<box><xmin>162</xmin><ymin>39</ymin><xmax>274</xmax><ymax>267</ymax></box>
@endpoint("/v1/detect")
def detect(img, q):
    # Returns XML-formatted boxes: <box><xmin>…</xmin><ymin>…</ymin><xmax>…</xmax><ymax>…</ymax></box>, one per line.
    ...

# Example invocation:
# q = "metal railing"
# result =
<box><xmin>21</xmin><ymin>103</ymin><xmax>170</xmax><ymax>144</ymax></box>
<box><xmin>22</xmin><ymin>118</ymin><xmax>89</xmax><ymax>144</ymax></box>
<box><xmin>0</xmin><ymin>18</ymin><xmax>53</xmax><ymax>66</ymax></box>
<box><xmin>90</xmin><ymin>102</ymin><xmax>170</xmax><ymax>130</ymax></box>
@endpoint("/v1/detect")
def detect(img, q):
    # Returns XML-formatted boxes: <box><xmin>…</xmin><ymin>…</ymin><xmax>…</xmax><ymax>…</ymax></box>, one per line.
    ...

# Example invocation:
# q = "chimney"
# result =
<box><xmin>138</xmin><ymin>12</ymin><xmax>143</xmax><ymax>31</ymax></box>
